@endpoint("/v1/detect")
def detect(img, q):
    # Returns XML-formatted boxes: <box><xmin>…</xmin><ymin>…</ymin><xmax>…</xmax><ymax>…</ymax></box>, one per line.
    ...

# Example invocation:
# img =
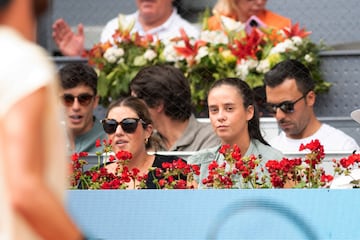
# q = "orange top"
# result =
<box><xmin>208</xmin><ymin>10</ymin><xmax>291</xmax><ymax>31</ymax></box>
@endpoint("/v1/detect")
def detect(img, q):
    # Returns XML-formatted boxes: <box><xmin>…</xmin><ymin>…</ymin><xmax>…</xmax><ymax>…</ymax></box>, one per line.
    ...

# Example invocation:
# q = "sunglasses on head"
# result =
<box><xmin>265</xmin><ymin>94</ymin><xmax>307</xmax><ymax>115</ymax></box>
<box><xmin>61</xmin><ymin>93</ymin><xmax>94</xmax><ymax>107</ymax></box>
<box><xmin>101</xmin><ymin>118</ymin><xmax>146</xmax><ymax>134</ymax></box>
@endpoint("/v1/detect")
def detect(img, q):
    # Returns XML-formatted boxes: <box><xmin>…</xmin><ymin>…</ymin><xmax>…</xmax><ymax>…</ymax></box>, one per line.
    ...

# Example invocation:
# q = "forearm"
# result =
<box><xmin>10</xmin><ymin>179</ymin><xmax>83</xmax><ymax>240</ymax></box>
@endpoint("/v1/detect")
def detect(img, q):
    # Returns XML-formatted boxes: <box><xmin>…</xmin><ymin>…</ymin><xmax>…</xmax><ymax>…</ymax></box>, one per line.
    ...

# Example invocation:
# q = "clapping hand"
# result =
<box><xmin>52</xmin><ymin>18</ymin><xmax>85</xmax><ymax>56</ymax></box>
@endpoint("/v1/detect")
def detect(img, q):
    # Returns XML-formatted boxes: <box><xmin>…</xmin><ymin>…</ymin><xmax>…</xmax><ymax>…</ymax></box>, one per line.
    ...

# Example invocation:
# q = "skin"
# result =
<box><xmin>52</xmin><ymin>0</ymin><xmax>174</xmax><ymax>56</ymax></box>
<box><xmin>106</xmin><ymin>106</ymin><xmax>154</xmax><ymax>171</ymax></box>
<box><xmin>235</xmin><ymin>0</ymin><xmax>267</xmax><ymax>22</ymax></box>
<box><xmin>136</xmin><ymin>0</ymin><xmax>173</xmax><ymax>31</ymax></box>
<box><xmin>208</xmin><ymin>84</ymin><xmax>254</xmax><ymax>152</ymax></box>
<box><xmin>60</xmin><ymin>84</ymin><xmax>99</xmax><ymax>137</ymax></box>
<box><xmin>265</xmin><ymin>78</ymin><xmax>321</xmax><ymax>139</ymax></box>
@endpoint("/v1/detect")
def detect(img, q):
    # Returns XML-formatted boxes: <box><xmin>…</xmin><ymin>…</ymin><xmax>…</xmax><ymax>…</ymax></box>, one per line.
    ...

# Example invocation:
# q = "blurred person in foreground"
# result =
<box><xmin>52</xmin><ymin>0</ymin><xmax>199</xmax><ymax>56</ymax></box>
<box><xmin>264</xmin><ymin>59</ymin><xmax>359</xmax><ymax>153</ymax></box>
<box><xmin>130</xmin><ymin>64</ymin><xmax>220</xmax><ymax>153</ymax></box>
<box><xmin>59</xmin><ymin>63</ymin><xmax>106</xmax><ymax>153</ymax></box>
<box><xmin>208</xmin><ymin>0</ymin><xmax>291</xmax><ymax>32</ymax></box>
<box><xmin>0</xmin><ymin>0</ymin><xmax>84</xmax><ymax>239</ymax></box>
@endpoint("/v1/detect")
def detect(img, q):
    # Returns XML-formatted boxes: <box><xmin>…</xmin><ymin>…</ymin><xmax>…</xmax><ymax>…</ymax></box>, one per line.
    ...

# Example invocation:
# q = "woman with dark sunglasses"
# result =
<box><xmin>101</xmin><ymin>96</ymin><xmax>187</xmax><ymax>189</ymax></box>
<box><xmin>187</xmin><ymin>78</ymin><xmax>284</xmax><ymax>189</ymax></box>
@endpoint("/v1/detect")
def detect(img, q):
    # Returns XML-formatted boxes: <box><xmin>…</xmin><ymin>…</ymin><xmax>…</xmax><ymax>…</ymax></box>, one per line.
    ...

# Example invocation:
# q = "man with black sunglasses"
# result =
<box><xmin>264</xmin><ymin>59</ymin><xmax>359</xmax><ymax>153</ymax></box>
<box><xmin>59</xmin><ymin>63</ymin><xmax>106</xmax><ymax>153</ymax></box>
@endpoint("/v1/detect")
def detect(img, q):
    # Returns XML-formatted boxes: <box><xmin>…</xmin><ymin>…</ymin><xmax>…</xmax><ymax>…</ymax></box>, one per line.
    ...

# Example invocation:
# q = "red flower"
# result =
<box><xmin>172</xmin><ymin>28</ymin><xmax>207</xmax><ymax>66</ymax></box>
<box><xmin>282</xmin><ymin>22</ymin><xmax>311</xmax><ymax>38</ymax></box>
<box><xmin>229</xmin><ymin>29</ymin><xmax>263</xmax><ymax>61</ymax></box>
<box><xmin>95</xmin><ymin>139</ymin><xmax>101</xmax><ymax>148</ymax></box>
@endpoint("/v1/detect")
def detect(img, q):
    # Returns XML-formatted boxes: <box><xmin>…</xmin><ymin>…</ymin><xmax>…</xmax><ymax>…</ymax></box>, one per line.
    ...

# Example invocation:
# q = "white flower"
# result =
<box><xmin>200</xmin><ymin>30</ymin><xmax>228</xmax><ymax>45</ymax></box>
<box><xmin>246</xmin><ymin>59</ymin><xmax>259</xmax><ymax>70</ymax></box>
<box><xmin>220</xmin><ymin>15</ymin><xmax>245</xmax><ymax>32</ymax></box>
<box><xmin>103</xmin><ymin>47</ymin><xmax>124</xmax><ymax>63</ymax></box>
<box><xmin>235</xmin><ymin>59</ymin><xmax>258</xmax><ymax>79</ymax></box>
<box><xmin>235</xmin><ymin>60</ymin><xmax>250</xmax><ymax>80</ymax></box>
<box><xmin>118</xmin><ymin>14</ymin><xmax>135</xmax><ymax>33</ymax></box>
<box><xmin>269</xmin><ymin>39</ymin><xmax>298</xmax><ymax>55</ymax></box>
<box><xmin>256</xmin><ymin>59</ymin><xmax>271</xmax><ymax>73</ymax></box>
<box><xmin>304</xmin><ymin>54</ymin><xmax>313</xmax><ymax>63</ymax></box>
<box><xmin>195</xmin><ymin>46</ymin><xmax>209</xmax><ymax>63</ymax></box>
<box><xmin>143</xmin><ymin>49</ymin><xmax>157</xmax><ymax>61</ymax></box>
<box><xmin>291</xmin><ymin>36</ymin><xmax>303</xmax><ymax>46</ymax></box>
<box><xmin>162</xmin><ymin>41</ymin><xmax>185</xmax><ymax>62</ymax></box>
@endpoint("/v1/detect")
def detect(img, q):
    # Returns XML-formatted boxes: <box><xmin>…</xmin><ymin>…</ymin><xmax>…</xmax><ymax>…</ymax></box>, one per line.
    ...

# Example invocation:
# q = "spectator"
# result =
<box><xmin>52</xmin><ymin>0</ymin><xmax>199</xmax><ymax>56</ymax></box>
<box><xmin>130</xmin><ymin>64</ymin><xmax>220</xmax><ymax>153</ymax></box>
<box><xmin>59</xmin><ymin>63</ymin><xmax>106</xmax><ymax>153</ymax></box>
<box><xmin>101</xmin><ymin>96</ymin><xmax>186</xmax><ymax>189</ymax></box>
<box><xmin>187</xmin><ymin>77</ymin><xmax>284</xmax><ymax>188</ymax></box>
<box><xmin>208</xmin><ymin>0</ymin><xmax>291</xmax><ymax>31</ymax></box>
<box><xmin>264</xmin><ymin>59</ymin><xmax>359</xmax><ymax>152</ymax></box>
<box><xmin>0</xmin><ymin>0</ymin><xmax>83</xmax><ymax>239</ymax></box>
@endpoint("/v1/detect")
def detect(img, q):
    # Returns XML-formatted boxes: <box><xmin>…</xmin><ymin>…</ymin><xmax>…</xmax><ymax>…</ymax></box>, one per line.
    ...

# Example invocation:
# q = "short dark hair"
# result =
<box><xmin>59</xmin><ymin>63</ymin><xmax>98</xmax><ymax>95</ymax></box>
<box><xmin>130</xmin><ymin>64</ymin><xmax>192</xmax><ymax>121</ymax></box>
<box><xmin>264</xmin><ymin>59</ymin><xmax>315</xmax><ymax>95</ymax></box>
<box><xmin>209</xmin><ymin>77</ymin><xmax>269</xmax><ymax>146</ymax></box>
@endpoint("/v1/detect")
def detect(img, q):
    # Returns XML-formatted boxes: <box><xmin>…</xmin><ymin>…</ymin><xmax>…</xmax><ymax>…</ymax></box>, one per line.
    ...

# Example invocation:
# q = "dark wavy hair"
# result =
<box><xmin>130</xmin><ymin>64</ymin><xmax>192</xmax><ymax>121</ymax></box>
<box><xmin>59</xmin><ymin>63</ymin><xmax>98</xmax><ymax>95</ymax></box>
<box><xmin>208</xmin><ymin>77</ymin><xmax>269</xmax><ymax>146</ymax></box>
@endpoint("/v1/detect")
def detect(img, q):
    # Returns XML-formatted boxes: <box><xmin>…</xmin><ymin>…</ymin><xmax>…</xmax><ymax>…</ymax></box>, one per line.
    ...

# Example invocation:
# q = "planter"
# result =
<box><xmin>67</xmin><ymin>189</ymin><xmax>360</xmax><ymax>239</ymax></box>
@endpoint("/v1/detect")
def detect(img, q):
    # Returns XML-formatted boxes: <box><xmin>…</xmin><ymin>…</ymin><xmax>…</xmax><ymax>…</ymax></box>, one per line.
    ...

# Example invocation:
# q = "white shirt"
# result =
<box><xmin>270</xmin><ymin>123</ymin><xmax>359</xmax><ymax>153</ymax></box>
<box><xmin>100</xmin><ymin>9</ymin><xmax>199</xmax><ymax>43</ymax></box>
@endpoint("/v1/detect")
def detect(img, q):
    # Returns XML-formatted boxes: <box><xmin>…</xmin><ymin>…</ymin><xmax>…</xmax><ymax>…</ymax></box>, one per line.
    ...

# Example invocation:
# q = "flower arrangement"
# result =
<box><xmin>332</xmin><ymin>152</ymin><xmax>360</xmax><ymax>188</ymax></box>
<box><xmin>69</xmin><ymin>139</ymin><xmax>199</xmax><ymax>189</ymax></box>
<box><xmin>87</xmin><ymin>14</ymin><xmax>330</xmax><ymax>108</ymax></box>
<box><xmin>69</xmin><ymin>139</ymin><xmax>360</xmax><ymax>189</ymax></box>
<box><xmin>87</xmin><ymin>15</ymin><xmax>165</xmax><ymax>106</ymax></box>
<box><xmin>265</xmin><ymin>139</ymin><xmax>333</xmax><ymax>188</ymax></box>
<box><xmin>201</xmin><ymin>139</ymin><xmax>360</xmax><ymax>189</ymax></box>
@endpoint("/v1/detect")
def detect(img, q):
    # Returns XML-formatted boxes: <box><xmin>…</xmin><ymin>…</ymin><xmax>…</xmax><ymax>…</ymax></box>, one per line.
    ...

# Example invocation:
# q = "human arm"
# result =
<box><xmin>2</xmin><ymin>87</ymin><xmax>83</xmax><ymax>240</ymax></box>
<box><xmin>52</xmin><ymin>18</ymin><xmax>85</xmax><ymax>56</ymax></box>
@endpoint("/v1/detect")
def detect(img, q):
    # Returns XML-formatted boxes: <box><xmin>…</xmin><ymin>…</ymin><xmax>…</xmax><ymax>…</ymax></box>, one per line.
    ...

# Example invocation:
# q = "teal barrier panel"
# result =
<box><xmin>67</xmin><ymin>189</ymin><xmax>360</xmax><ymax>240</ymax></box>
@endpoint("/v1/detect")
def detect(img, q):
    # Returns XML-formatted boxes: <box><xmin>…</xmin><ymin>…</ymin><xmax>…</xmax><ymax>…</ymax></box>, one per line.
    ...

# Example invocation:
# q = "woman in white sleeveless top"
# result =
<box><xmin>0</xmin><ymin>0</ymin><xmax>83</xmax><ymax>239</ymax></box>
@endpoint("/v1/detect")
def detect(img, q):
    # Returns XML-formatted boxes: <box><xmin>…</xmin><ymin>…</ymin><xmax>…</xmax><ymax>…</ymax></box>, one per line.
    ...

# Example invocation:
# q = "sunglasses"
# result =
<box><xmin>101</xmin><ymin>118</ymin><xmax>146</xmax><ymax>134</ymax></box>
<box><xmin>265</xmin><ymin>94</ymin><xmax>307</xmax><ymax>115</ymax></box>
<box><xmin>61</xmin><ymin>93</ymin><xmax>94</xmax><ymax>107</ymax></box>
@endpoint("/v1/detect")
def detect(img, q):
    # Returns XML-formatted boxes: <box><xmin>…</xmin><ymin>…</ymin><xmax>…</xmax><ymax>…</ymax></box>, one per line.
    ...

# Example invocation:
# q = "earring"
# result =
<box><xmin>145</xmin><ymin>138</ymin><xmax>149</xmax><ymax>144</ymax></box>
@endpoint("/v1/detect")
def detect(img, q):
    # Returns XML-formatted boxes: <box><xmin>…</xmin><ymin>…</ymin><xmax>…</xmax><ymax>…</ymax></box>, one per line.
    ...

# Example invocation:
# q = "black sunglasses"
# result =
<box><xmin>265</xmin><ymin>94</ymin><xmax>307</xmax><ymax>115</ymax></box>
<box><xmin>61</xmin><ymin>93</ymin><xmax>94</xmax><ymax>107</ymax></box>
<box><xmin>101</xmin><ymin>118</ymin><xmax>146</xmax><ymax>134</ymax></box>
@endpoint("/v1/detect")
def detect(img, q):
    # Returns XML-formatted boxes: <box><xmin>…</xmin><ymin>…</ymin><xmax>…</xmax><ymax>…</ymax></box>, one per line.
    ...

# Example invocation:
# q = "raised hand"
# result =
<box><xmin>52</xmin><ymin>18</ymin><xmax>85</xmax><ymax>56</ymax></box>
